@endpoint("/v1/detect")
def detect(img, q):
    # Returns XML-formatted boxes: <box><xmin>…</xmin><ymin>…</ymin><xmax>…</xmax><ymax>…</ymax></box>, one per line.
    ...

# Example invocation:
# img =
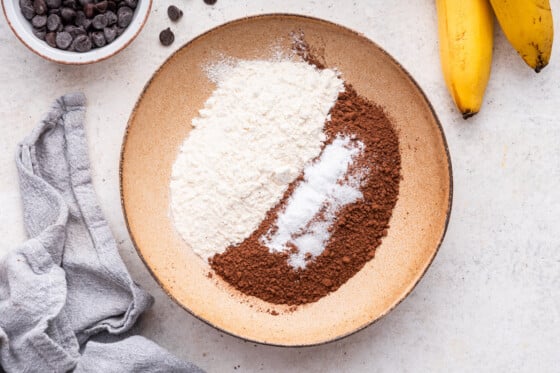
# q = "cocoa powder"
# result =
<box><xmin>210</xmin><ymin>84</ymin><xmax>401</xmax><ymax>305</ymax></box>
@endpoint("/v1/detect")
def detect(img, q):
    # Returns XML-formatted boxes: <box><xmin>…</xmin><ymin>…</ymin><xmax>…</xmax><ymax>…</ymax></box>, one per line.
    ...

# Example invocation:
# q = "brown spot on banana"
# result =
<box><xmin>462</xmin><ymin>110</ymin><xmax>477</xmax><ymax>120</ymax></box>
<box><xmin>529</xmin><ymin>42</ymin><xmax>548</xmax><ymax>72</ymax></box>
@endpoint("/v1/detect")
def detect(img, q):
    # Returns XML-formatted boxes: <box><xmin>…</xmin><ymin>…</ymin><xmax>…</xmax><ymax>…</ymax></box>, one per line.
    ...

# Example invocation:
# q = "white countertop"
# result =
<box><xmin>1</xmin><ymin>1</ymin><xmax>559</xmax><ymax>372</ymax></box>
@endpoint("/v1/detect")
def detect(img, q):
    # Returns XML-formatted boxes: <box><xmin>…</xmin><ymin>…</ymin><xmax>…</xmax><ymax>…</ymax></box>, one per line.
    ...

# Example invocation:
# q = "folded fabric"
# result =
<box><xmin>0</xmin><ymin>93</ymin><xmax>203</xmax><ymax>373</ymax></box>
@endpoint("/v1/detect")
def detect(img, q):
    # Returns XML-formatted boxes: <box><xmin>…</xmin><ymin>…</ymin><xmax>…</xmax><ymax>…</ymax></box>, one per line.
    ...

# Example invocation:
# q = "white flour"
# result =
<box><xmin>260</xmin><ymin>135</ymin><xmax>366</xmax><ymax>268</ymax></box>
<box><xmin>170</xmin><ymin>59</ymin><xmax>344</xmax><ymax>261</ymax></box>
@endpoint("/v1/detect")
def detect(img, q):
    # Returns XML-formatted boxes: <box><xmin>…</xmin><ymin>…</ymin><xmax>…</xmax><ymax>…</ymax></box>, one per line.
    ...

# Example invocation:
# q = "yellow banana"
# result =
<box><xmin>490</xmin><ymin>0</ymin><xmax>553</xmax><ymax>72</ymax></box>
<box><xmin>436</xmin><ymin>0</ymin><xmax>494</xmax><ymax>119</ymax></box>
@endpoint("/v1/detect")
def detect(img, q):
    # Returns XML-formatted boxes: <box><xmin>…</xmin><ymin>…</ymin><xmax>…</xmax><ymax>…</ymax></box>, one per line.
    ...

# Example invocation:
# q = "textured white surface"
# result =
<box><xmin>170</xmin><ymin>59</ymin><xmax>343</xmax><ymax>261</ymax></box>
<box><xmin>1</xmin><ymin>1</ymin><xmax>559</xmax><ymax>372</ymax></box>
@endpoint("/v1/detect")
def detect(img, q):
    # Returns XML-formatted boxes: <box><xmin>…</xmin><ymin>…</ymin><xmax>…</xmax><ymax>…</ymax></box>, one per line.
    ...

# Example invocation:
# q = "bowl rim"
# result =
<box><xmin>119</xmin><ymin>13</ymin><xmax>454</xmax><ymax>347</ymax></box>
<box><xmin>1</xmin><ymin>0</ymin><xmax>153</xmax><ymax>65</ymax></box>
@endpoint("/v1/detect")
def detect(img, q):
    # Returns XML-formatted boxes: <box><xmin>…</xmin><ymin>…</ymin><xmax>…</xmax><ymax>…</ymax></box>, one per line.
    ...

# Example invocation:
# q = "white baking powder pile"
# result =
<box><xmin>260</xmin><ymin>135</ymin><xmax>366</xmax><ymax>269</ymax></box>
<box><xmin>170</xmin><ymin>59</ymin><xmax>344</xmax><ymax>261</ymax></box>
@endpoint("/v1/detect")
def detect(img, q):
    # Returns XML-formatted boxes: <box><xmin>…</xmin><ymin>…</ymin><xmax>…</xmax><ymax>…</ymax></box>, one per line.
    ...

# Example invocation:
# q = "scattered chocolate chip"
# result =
<box><xmin>31</xmin><ymin>14</ymin><xmax>47</xmax><ymax>27</ymax></box>
<box><xmin>117</xmin><ymin>6</ymin><xmax>133</xmax><ymax>28</ymax></box>
<box><xmin>105</xmin><ymin>10</ymin><xmax>117</xmax><ymax>25</ymax></box>
<box><xmin>167</xmin><ymin>5</ymin><xmax>182</xmax><ymax>22</ymax></box>
<box><xmin>32</xmin><ymin>27</ymin><xmax>46</xmax><ymax>40</ymax></box>
<box><xmin>47</xmin><ymin>14</ymin><xmax>61</xmax><ymax>31</ymax></box>
<box><xmin>91</xmin><ymin>14</ymin><xmax>107</xmax><ymax>29</ymax></box>
<box><xmin>203</xmin><ymin>0</ymin><xmax>216</xmax><ymax>5</ymax></box>
<box><xmin>45</xmin><ymin>31</ymin><xmax>56</xmax><ymax>47</ymax></box>
<box><xmin>60</xmin><ymin>7</ymin><xmax>75</xmax><ymax>22</ymax></box>
<box><xmin>159</xmin><ymin>27</ymin><xmax>174</xmax><ymax>46</ymax></box>
<box><xmin>91</xmin><ymin>31</ymin><xmax>106</xmax><ymax>47</ymax></box>
<box><xmin>55</xmin><ymin>31</ymin><xmax>72</xmax><ymax>49</ymax></box>
<box><xmin>33</xmin><ymin>0</ymin><xmax>47</xmax><ymax>15</ymax></box>
<box><xmin>103</xmin><ymin>25</ymin><xmax>117</xmax><ymax>42</ymax></box>
<box><xmin>71</xmin><ymin>34</ymin><xmax>92</xmax><ymax>52</ymax></box>
<box><xmin>45</xmin><ymin>0</ymin><xmax>61</xmax><ymax>7</ymax></box>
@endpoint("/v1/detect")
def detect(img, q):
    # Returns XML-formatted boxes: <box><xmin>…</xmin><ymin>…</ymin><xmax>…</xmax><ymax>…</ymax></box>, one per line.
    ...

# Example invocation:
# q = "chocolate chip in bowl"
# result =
<box><xmin>1</xmin><ymin>0</ymin><xmax>152</xmax><ymax>64</ymax></box>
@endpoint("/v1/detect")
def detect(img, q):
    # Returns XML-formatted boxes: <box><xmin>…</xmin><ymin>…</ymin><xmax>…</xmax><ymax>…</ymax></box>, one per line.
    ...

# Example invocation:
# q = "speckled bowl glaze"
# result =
<box><xmin>1</xmin><ymin>0</ymin><xmax>151</xmax><ymax>64</ymax></box>
<box><xmin>120</xmin><ymin>14</ymin><xmax>453</xmax><ymax>346</ymax></box>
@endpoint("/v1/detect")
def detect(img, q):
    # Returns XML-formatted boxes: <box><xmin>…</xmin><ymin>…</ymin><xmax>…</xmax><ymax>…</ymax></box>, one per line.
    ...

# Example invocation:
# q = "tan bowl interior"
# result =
<box><xmin>120</xmin><ymin>14</ymin><xmax>452</xmax><ymax>346</ymax></box>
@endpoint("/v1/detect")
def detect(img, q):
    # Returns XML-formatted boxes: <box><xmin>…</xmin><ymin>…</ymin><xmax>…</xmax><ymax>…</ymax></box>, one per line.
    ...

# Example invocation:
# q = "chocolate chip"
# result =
<box><xmin>95</xmin><ymin>1</ymin><xmax>108</xmax><ymax>13</ymax></box>
<box><xmin>82</xmin><ymin>18</ymin><xmax>92</xmax><ymax>29</ymax></box>
<box><xmin>20</xmin><ymin>4</ymin><xmax>35</xmax><ymax>20</ymax></box>
<box><xmin>203</xmin><ymin>0</ymin><xmax>216</xmax><ymax>5</ymax></box>
<box><xmin>117</xmin><ymin>6</ymin><xmax>133</xmax><ymax>28</ymax></box>
<box><xmin>60</xmin><ymin>7</ymin><xmax>75</xmax><ymax>22</ymax></box>
<box><xmin>91</xmin><ymin>31</ymin><xmax>106</xmax><ymax>47</ymax></box>
<box><xmin>167</xmin><ymin>5</ymin><xmax>182</xmax><ymax>22</ymax></box>
<box><xmin>32</xmin><ymin>27</ymin><xmax>46</xmax><ymax>40</ymax></box>
<box><xmin>45</xmin><ymin>0</ymin><xmax>61</xmax><ymax>7</ymax></box>
<box><xmin>74</xmin><ymin>10</ymin><xmax>85</xmax><ymax>26</ymax></box>
<box><xmin>71</xmin><ymin>34</ymin><xmax>92</xmax><ymax>52</ymax></box>
<box><xmin>105</xmin><ymin>10</ymin><xmax>117</xmax><ymax>25</ymax></box>
<box><xmin>92</xmin><ymin>14</ymin><xmax>107</xmax><ymax>29</ymax></box>
<box><xmin>62</xmin><ymin>0</ymin><xmax>76</xmax><ymax>8</ymax></box>
<box><xmin>45</xmin><ymin>31</ymin><xmax>56</xmax><ymax>47</ymax></box>
<box><xmin>84</xmin><ymin>2</ymin><xmax>95</xmax><ymax>18</ymax></box>
<box><xmin>33</xmin><ymin>0</ymin><xmax>47</xmax><ymax>15</ymax></box>
<box><xmin>31</xmin><ymin>14</ymin><xmax>47</xmax><ymax>28</ymax></box>
<box><xmin>20</xmin><ymin>0</ymin><xmax>135</xmax><ymax>51</ymax></box>
<box><xmin>123</xmin><ymin>0</ymin><xmax>136</xmax><ymax>9</ymax></box>
<box><xmin>47</xmin><ymin>14</ymin><xmax>61</xmax><ymax>31</ymax></box>
<box><xmin>103</xmin><ymin>25</ymin><xmax>117</xmax><ymax>42</ymax></box>
<box><xmin>159</xmin><ymin>27</ymin><xmax>174</xmax><ymax>46</ymax></box>
<box><xmin>55</xmin><ymin>31</ymin><xmax>72</xmax><ymax>49</ymax></box>
<box><xmin>106</xmin><ymin>0</ymin><xmax>116</xmax><ymax>11</ymax></box>
<box><xmin>64</xmin><ymin>24</ymin><xmax>85</xmax><ymax>38</ymax></box>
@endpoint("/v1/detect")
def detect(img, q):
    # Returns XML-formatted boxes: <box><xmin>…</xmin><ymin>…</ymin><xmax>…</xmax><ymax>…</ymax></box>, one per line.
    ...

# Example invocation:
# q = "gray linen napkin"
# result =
<box><xmin>0</xmin><ymin>93</ymin><xmax>203</xmax><ymax>373</ymax></box>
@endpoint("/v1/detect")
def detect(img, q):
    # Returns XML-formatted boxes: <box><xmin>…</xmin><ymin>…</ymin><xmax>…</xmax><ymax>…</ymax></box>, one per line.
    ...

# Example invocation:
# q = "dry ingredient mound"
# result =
<box><xmin>170</xmin><ymin>59</ymin><xmax>344</xmax><ymax>261</ymax></box>
<box><xmin>210</xmin><ymin>85</ymin><xmax>401</xmax><ymax>305</ymax></box>
<box><xmin>261</xmin><ymin>134</ymin><xmax>367</xmax><ymax>269</ymax></box>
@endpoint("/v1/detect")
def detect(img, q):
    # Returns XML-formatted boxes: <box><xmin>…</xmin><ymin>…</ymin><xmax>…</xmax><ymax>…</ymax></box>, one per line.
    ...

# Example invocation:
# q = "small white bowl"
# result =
<box><xmin>1</xmin><ymin>0</ymin><xmax>152</xmax><ymax>64</ymax></box>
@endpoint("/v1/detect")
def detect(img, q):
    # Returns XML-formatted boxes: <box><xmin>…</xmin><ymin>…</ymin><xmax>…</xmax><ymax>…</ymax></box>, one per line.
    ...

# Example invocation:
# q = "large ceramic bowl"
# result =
<box><xmin>121</xmin><ymin>14</ymin><xmax>453</xmax><ymax>346</ymax></box>
<box><xmin>1</xmin><ymin>0</ymin><xmax>151</xmax><ymax>64</ymax></box>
